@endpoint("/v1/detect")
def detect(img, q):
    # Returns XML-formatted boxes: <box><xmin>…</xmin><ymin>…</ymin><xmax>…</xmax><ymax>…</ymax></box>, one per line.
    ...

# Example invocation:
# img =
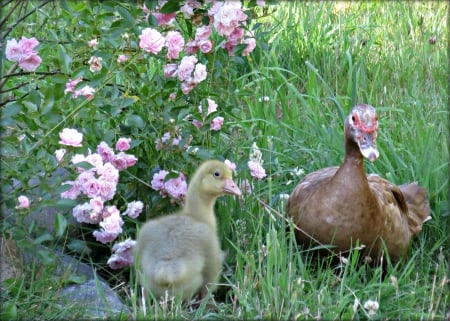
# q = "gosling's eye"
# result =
<box><xmin>213</xmin><ymin>171</ymin><xmax>221</xmax><ymax>177</ymax></box>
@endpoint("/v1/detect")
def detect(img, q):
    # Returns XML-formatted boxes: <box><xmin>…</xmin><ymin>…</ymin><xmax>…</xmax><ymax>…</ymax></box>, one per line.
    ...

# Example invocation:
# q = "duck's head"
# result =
<box><xmin>190</xmin><ymin>160</ymin><xmax>242</xmax><ymax>197</ymax></box>
<box><xmin>345</xmin><ymin>104</ymin><xmax>379</xmax><ymax>162</ymax></box>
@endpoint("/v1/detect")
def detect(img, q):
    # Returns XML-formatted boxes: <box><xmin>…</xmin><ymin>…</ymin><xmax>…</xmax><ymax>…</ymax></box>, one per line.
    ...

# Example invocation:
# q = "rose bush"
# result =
<box><xmin>1</xmin><ymin>0</ymin><xmax>272</xmax><ymax>272</ymax></box>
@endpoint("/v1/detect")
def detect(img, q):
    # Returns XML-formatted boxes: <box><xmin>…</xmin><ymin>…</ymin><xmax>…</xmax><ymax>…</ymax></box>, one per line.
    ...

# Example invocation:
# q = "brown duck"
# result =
<box><xmin>286</xmin><ymin>104</ymin><xmax>431</xmax><ymax>262</ymax></box>
<box><xmin>135</xmin><ymin>160</ymin><xmax>242</xmax><ymax>301</ymax></box>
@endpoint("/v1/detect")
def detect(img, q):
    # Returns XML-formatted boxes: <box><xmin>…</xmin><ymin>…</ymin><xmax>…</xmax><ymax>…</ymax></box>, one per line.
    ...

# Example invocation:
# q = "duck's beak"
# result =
<box><xmin>358</xmin><ymin>132</ymin><xmax>379</xmax><ymax>162</ymax></box>
<box><xmin>223</xmin><ymin>178</ymin><xmax>242</xmax><ymax>196</ymax></box>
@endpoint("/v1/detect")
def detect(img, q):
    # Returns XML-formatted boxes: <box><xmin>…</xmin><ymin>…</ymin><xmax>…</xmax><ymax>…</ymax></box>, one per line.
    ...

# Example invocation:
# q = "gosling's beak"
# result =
<box><xmin>358</xmin><ymin>132</ymin><xmax>379</xmax><ymax>162</ymax></box>
<box><xmin>223</xmin><ymin>178</ymin><xmax>242</xmax><ymax>196</ymax></box>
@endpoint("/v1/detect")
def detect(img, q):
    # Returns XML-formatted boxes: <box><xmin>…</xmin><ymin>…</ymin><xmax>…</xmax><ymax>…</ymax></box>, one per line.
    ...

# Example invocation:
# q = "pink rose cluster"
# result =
<box><xmin>155</xmin><ymin>131</ymin><xmax>182</xmax><ymax>151</ymax></box>
<box><xmin>17</xmin><ymin>195</ymin><xmax>30</xmax><ymax>209</ymax></box>
<box><xmin>192</xmin><ymin>98</ymin><xmax>224</xmax><ymax>132</ymax></box>
<box><xmin>147</xmin><ymin>1</ymin><xmax>258</xmax><ymax>57</ymax></box>
<box><xmin>58</xmin><ymin>132</ymin><xmax>141</xmax><ymax>247</ymax></box>
<box><xmin>211</xmin><ymin>1</ymin><xmax>256</xmax><ymax>56</ymax></box>
<box><xmin>107</xmin><ymin>238</ymin><xmax>136</xmax><ymax>270</ymax></box>
<box><xmin>151</xmin><ymin>169</ymin><xmax>187</xmax><ymax>204</ymax></box>
<box><xmin>64</xmin><ymin>77</ymin><xmax>96</xmax><ymax>100</ymax></box>
<box><xmin>139</xmin><ymin>0</ymin><xmax>261</xmax><ymax>95</ymax></box>
<box><xmin>5</xmin><ymin>36</ymin><xmax>42</xmax><ymax>72</ymax></box>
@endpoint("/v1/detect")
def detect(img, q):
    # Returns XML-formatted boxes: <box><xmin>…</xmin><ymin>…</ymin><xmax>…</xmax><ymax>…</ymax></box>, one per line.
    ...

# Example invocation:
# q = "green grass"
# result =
<box><xmin>1</xmin><ymin>1</ymin><xmax>448</xmax><ymax>320</ymax></box>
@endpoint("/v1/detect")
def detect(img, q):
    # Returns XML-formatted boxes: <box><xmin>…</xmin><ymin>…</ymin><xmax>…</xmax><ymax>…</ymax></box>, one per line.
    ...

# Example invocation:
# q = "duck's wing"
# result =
<box><xmin>286</xmin><ymin>166</ymin><xmax>339</xmax><ymax>215</ymax></box>
<box><xmin>367</xmin><ymin>175</ymin><xmax>431</xmax><ymax>235</ymax></box>
<box><xmin>399</xmin><ymin>182</ymin><xmax>432</xmax><ymax>235</ymax></box>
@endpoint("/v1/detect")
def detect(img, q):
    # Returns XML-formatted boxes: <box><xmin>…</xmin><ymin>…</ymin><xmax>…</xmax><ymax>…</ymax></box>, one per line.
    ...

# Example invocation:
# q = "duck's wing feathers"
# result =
<box><xmin>367</xmin><ymin>174</ymin><xmax>431</xmax><ymax>236</ymax></box>
<box><xmin>398</xmin><ymin>182</ymin><xmax>432</xmax><ymax>235</ymax></box>
<box><xmin>287</xmin><ymin>166</ymin><xmax>339</xmax><ymax>213</ymax></box>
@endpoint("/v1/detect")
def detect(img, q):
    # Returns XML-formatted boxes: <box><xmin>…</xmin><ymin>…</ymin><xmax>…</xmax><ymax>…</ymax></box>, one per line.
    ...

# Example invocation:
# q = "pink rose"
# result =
<box><xmin>123</xmin><ymin>201</ymin><xmax>144</xmax><ymax>219</ymax></box>
<box><xmin>88</xmin><ymin>56</ymin><xmax>103</xmax><ymax>72</ymax></box>
<box><xmin>198</xmin><ymin>39</ymin><xmax>213</xmax><ymax>54</ymax></box>
<box><xmin>180</xmin><ymin>0</ymin><xmax>201</xmax><ymax>18</ymax></box>
<box><xmin>17</xmin><ymin>195</ymin><xmax>30</xmax><ymax>209</ymax></box>
<box><xmin>192</xmin><ymin>119</ymin><xmax>203</xmax><ymax>129</ymax></box>
<box><xmin>60</xmin><ymin>181</ymin><xmax>82</xmax><ymax>200</ymax></box>
<box><xmin>195</xmin><ymin>25</ymin><xmax>212</xmax><ymax>42</ymax></box>
<box><xmin>64</xmin><ymin>77</ymin><xmax>83</xmax><ymax>94</ymax></box>
<box><xmin>185</xmin><ymin>40</ymin><xmax>199</xmax><ymax>55</ymax></box>
<box><xmin>98</xmin><ymin>162</ymin><xmax>119</xmax><ymax>184</ymax></box>
<box><xmin>55</xmin><ymin>149</ymin><xmax>66</xmax><ymax>163</ymax></box>
<box><xmin>224</xmin><ymin>159</ymin><xmax>237</xmax><ymax>171</ymax></box>
<box><xmin>5</xmin><ymin>36</ymin><xmax>42</xmax><ymax>71</ymax></box>
<box><xmin>59</xmin><ymin>128</ymin><xmax>83</xmax><ymax>147</ymax></box>
<box><xmin>112</xmin><ymin>152</ymin><xmax>137</xmax><ymax>170</ymax></box>
<box><xmin>97</xmin><ymin>142</ymin><xmax>115</xmax><ymax>163</ymax></box>
<box><xmin>139</xmin><ymin>27</ymin><xmax>165</xmax><ymax>54</ymax></box>
<box><xmin>72</xmin><ymin>202</ymin><xmax>100</xmax><ymax>224</ymax></box>
<box><xmin>84</xmin><ymin>153</ymin><xmax>103</xmax><ymax>169</ymax></box>
<box><xmin>73</xmin><ymin>85</ymin><xmax>95</xmax><ymax>100</ymax></box>
<box><xmin>163</xmin><ymin>63</ymin><xmax>178</xmax><ymax>78</ymax></box>
<box><xmin>152</xmin><ymin>12</ymin><xmax>177</xmax><ymax>26</ymax></box>
<box><xmin>88</xmin><ymin>38</ymin><xmax>98</xmax><ymax>48</ymax></box>
<box><xmin>248</xmin><ymin>160</ymin><xmax>266</xmax><ymax>179</ymax></box>
<box><xmin>151</xmin><ymin>170</ymin><xmax>169</xmax><ymax>191</ymax></box>
<box><xmin>165</xmin><ymin>31</ymin><xmax>185</xmax><ymax>60</ymax></box>
<box><xmin>98</xmin><ymin>180</ymin><xmax>117</xmax><ymax>201</ymax></box>
<box><xmin>210</xmin><ymin>116</ymin><xmax>224</xmax><ymax>131</ymax></box>
<box><xmin>242</xmin><ymin>36</ymin><xmax>256</xmax><ymax>56</ymax></box>
<box><xmin>83</xmin><ymin>177</ymin><xmax>101</xmax><ymax>198</ymax></box>
<box><xmin>193</xmin><ymin>63</ymin><xmax>207</xmax><ymax>83</ymax></box>
<box><xmin>117</xmin><ymin>54</ymin><xmax>127</xmax><ymax>63</ymax></box>
<box><xmin>5</xmin><ymin>39</ymin><xmax>22</xmax><ymax>62</ymax></box>
<box><xmin>89</xmin><ymin>197</ymin><xmax>104</xmax><ymax>213</ymax></box>
<box><xmin>177</xmin><ymin>55</ymin><xmax>197</xmax><ymax>82</ymax></box>
<box><xmin>18</xmin><ymin>54</ymin><xmax>42</xmax><ymax>72</ymax></box>
<box><xmin>115</xmin><ymin>137</ymin><xmax>132</xmax><ymax>151</ymax></box>
<box><xmin>213</xmin><ymin>2</ymin><xmax>247</xmax><ymax>37</ymax></box>
<box><xmin>206</xmin><ymin>98</ymin><xmax>218</xmax><ymax>115</ymax></box>
<box><xmin>93</xmin><ymin>207</ymin><xmax>124</xmax><ymax>244</ymax></box>
<box><xmin>107</xmin><ymin>238</ymin><xmax>136</xmax><ymax>269</ymax></box>
<box><xmin>164</xmin><ymin>174</ymin><xmax>187</xmax><ymax>201</ymax></box>
<box><xmin>181</xmin><ymin>81</ymin><xmax>195</xmax><ymax>94</ymax></box>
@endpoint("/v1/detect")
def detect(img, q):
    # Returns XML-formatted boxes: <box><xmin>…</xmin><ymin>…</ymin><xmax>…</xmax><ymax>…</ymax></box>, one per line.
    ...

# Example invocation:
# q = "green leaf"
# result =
<box><xmin>1</xmin><ymin>102</ymin><xmax>22</xmax><ymax>126</ymax></box>
<box><xmin>58</xmin><ymin>45</ymin><xmax>73</xmax><ymax>74</ymax></box>
<box><xmin>37</xmin><ymin>249</ymin><xmax>56</xmax><ymax>264</ymax></box>
<box><xmin>159</xmin><ymin>0</ymin><xmax>181</xmax><ymax>13</ymax></box>
<box><xmin>40</xmin><ymin>88</ymin><xmax>55</xmax><ymax>115</ymax></box>
<box><xmin>73</xmin><ymin>161</ymin><xmax>94</xmax><ymax>170</ymax></box>
<box><xmin>0</xmin><ymin>302</ymin><xmax>17</xmax><ymax>320</ymax></box>
<box><xmin>116</xmin><ymin>5</ymin><xmax>135</xmax><ymax>27</ymax></box>
<box><xmin>33</xmin><ymin>233</ymin><xmax>53</xmax><ymax>245</ymax></box>
<box><xmin>125</xmin><ymin>114</ymin><xmax>145</xmax><ymax>129</ymax></box>
<box><xmin>22</xmin><ymin>101</ymin><xmax>38</xmax><ymax>113</ymax></box>
<box><xmin>55</xmin><ymin>199</ymin><xmax>78</xmax><ymax>210</ymax></box>
<box><xmin>67</xmin><ymin>239</ymin><xmax>90</xmax><ymax>255</ymax></box>
<box><xmin>54</xmin><ymin>213</ymin><xmax>68</xmax><ymax>238</ymax></box>
<box><xmin>56</xmin><ymin>183</ymin><xmax>75</xmax><ymax>194</ymax></box>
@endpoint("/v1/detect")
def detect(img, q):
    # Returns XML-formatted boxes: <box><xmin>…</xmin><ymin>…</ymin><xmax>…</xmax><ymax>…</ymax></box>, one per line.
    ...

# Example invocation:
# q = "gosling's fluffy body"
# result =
<box><xmin>136</xmin><ymin>160</ymin><xmax>241</xmax><ymax>300</ymax></box>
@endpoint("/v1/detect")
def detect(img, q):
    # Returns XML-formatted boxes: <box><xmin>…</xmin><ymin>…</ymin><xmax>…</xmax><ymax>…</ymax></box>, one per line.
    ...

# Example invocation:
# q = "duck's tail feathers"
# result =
<box><xmin>399</xmin><ymin>182</ymin><xmax>432</xmax><ymax>235</ymax></box>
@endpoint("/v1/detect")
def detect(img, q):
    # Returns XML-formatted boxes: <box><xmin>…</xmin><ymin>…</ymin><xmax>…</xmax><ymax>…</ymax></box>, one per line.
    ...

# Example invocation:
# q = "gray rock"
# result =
<box><xmin>57</xmin><ymin>279</ymin><xmax>131</xmax><ymax>320</ymax></box>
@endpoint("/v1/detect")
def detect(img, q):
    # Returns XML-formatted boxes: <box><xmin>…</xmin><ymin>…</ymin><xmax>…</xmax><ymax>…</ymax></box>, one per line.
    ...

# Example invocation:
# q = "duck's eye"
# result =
<box><xmin>213</xmin><ymin>171</ymin><xmax>221</xmax><ymax>177</ymax></box>
<box><xmin>351</xmin><ymin>115</ymin><xmax>356</xmax><ymax>122</ymax></box>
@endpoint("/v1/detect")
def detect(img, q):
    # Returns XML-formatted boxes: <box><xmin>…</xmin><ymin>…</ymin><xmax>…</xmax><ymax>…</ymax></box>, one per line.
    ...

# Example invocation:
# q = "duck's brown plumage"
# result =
<box><xmin>135</xmin><ymin>160</ymin><xmax>241</xmax><ymax>300</ymax></box>
<box><xmin>286</xmin><ymin>104</ymin><xmax>431</xmax><ymax>262</ymax></box>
